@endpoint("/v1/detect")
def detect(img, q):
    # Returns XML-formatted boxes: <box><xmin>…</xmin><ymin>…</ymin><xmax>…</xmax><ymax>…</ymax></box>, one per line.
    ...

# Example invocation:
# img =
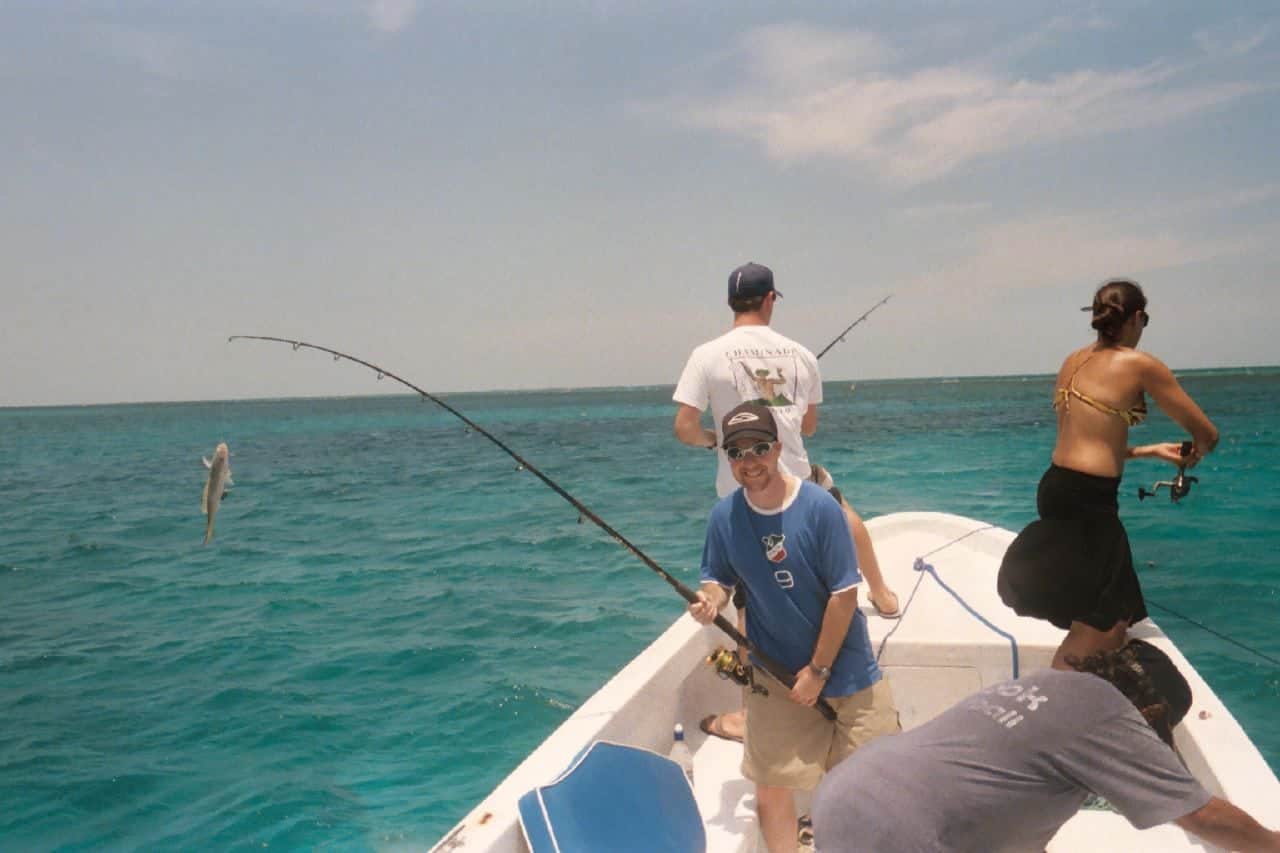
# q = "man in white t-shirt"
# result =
<box><xmin>673</xmin><ymin>262</ymin><xmax>900</xmax><ymax>745</ymax></box>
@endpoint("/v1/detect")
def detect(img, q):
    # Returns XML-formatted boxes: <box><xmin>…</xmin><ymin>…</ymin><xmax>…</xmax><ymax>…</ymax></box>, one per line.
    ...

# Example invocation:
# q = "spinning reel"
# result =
<box><xmin>1137</xmin><ymin>441</ymin><xmax>1198</xmax><ymax>503</ymax></box>
<box><xmin>706</xmin><ymin>647</ymin><xmax>768</xmax><ymax>696</ymax></box>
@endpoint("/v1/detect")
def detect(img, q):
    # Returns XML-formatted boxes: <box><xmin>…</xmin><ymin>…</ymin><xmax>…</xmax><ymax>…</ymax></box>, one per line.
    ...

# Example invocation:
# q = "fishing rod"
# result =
<box><xmin>814</xmin><ymin>295</ymin><xmax>892</xmax><ymax>360</ymax></box>
<box><xmin>228</xmin><ymin>335</ymin><xmax>838</xmax><ymax>721</ymax></box>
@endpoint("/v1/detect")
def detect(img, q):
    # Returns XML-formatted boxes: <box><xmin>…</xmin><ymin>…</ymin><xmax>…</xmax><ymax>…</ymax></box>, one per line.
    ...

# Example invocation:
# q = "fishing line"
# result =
<box><xmin>228</xmin><ymin>335</ymin><xmax>838</xmax><ymax>720</ymax></box>
<box><xmin>1146</xmin><ymin>599</ymin><xmax>1280</xmax><ymax>668</ymax></box>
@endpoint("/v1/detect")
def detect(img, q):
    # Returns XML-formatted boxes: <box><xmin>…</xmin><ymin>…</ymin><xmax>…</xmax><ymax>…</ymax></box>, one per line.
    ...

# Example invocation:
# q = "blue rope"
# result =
<box><xmin>911</xmin><ymin>556</ymin><xmax>1020</xmax><ymax>678</ymax></box>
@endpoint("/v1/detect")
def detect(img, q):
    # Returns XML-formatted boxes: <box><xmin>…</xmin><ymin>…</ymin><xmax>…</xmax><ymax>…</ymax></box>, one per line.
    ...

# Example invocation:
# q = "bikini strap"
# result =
<box><xmin>1054</xmin><ymin>352</ymin><xmax>1095</xmax><ymax>410</ymax></box>
<box><xmin>1067</xmin><ymin>352</ymin><xmax>1096</xmax><ymax>385</ymax></box>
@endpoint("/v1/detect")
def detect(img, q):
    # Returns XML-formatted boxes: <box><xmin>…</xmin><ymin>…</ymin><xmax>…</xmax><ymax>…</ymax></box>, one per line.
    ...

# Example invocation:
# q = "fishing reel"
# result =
<box><xmin>1138</xmin><ymin>441</ymin><xmax>1198</xmax><ymax>504</ymax></box>
<box><xmin>706</xmin><ymin>647</ymin><xmax>768</xmax><ymax>696</ymax></box>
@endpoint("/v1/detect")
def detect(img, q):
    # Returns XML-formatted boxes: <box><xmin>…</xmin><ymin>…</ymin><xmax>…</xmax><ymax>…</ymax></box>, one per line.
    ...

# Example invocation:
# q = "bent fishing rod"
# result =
<box><xmin>229</xmin><ymin>335</ymin><xmax>838</xmax><ymax>720</ymax></box>
<box><xmin>814</xmin><ymin>295</ymin><xmax>892</xmax><ymax>360</ymax></box>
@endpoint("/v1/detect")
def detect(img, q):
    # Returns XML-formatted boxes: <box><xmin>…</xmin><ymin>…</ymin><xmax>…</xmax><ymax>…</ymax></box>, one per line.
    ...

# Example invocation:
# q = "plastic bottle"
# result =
<box><xmin>668</xmin><ymin>723</ymin><xmax>694</xmax><ymax>784</ymax></box>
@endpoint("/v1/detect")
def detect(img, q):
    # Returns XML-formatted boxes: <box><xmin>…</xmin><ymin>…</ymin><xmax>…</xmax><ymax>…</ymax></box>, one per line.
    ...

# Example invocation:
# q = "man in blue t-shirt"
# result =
<box><xmin>689</xmin><ymin>401</ymin><xmax>899</xmax><ymax>853</ymax></box>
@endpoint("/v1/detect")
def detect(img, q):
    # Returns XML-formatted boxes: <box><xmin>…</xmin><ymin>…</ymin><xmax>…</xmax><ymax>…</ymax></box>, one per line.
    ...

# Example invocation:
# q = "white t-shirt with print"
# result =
<box><xmin>674</xmin><ymin>325</ymin><xmax>823</xmax><ymax>497</ymax></box>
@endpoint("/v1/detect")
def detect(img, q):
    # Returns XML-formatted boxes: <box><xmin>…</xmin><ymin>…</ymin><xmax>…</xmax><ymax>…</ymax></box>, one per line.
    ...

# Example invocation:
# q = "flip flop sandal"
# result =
<box><xmin>872</xmin><ymin>594</ymin><xmax>902</xmax><ymax>619</ymax></box>
<box><xmin>698</xmin><ymin>713</ymin><xmax>744</xmax><ymax>744</ymax></box>
<box><xmin>798</xmin><ymin>814</ymin><xmax>815</xmax><ymax>850</ymax></box>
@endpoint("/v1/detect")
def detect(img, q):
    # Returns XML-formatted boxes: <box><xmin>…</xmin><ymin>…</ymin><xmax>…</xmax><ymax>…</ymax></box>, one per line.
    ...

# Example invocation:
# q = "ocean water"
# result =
<box><xmin>2</xmin><ymin>369</ymin><xmax>1277</xmax><ymax>850</ymax></box>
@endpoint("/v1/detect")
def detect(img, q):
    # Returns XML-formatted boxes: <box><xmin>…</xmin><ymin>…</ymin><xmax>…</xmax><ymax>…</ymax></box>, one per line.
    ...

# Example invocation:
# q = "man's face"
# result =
<box><xmin>727</xmin><ymin>437</ymin><xmax>781</xmax><ymax>491</ymax></box>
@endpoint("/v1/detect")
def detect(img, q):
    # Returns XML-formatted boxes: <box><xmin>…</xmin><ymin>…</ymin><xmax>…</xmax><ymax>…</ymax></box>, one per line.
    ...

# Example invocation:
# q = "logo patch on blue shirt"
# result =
<box><xmin>762</xmin><ymin>533</ymin><xmax>787</xmax><ymax>563</ymax></box>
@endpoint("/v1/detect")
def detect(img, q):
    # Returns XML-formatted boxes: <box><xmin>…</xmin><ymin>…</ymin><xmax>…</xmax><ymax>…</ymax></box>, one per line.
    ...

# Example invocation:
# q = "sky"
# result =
<box><xmin>3</xmin><ymin>1</ymin><xmax>1278</xmax><ymax>406</ymax></box>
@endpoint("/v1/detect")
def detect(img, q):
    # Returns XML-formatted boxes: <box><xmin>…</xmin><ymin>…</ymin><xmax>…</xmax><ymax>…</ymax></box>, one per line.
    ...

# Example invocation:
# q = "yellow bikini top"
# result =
<box><xmin>1053</xmin><ymin>353</ymin><xmax>1148</xmax><ymax>426</ymax></box>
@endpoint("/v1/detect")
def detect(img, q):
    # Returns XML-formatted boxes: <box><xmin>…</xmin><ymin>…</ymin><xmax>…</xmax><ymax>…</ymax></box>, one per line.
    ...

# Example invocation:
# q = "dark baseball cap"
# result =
<box><xmin>721</xmin><ymin>401</ymin><xmax>778</xmax><ymax>448</ymax></box>
<box><xmin>727</xmin><ymin>262</ymin><xmax>782</xmax><ymax>300</ymax></box>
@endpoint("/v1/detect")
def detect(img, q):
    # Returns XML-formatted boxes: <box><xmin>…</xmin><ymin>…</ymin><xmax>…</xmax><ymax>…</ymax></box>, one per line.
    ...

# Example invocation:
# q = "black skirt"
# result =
<box><xmin>997</xmin><ymin>465</ymin><xmax>1148</xmax><ymax>631</ymax></box>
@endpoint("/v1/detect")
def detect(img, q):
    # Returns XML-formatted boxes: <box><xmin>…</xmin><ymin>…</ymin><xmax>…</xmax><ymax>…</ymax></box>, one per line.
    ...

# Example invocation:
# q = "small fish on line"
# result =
<box><xmin>201</xmin><ymin>442</ymin><xmax>234</xmax><ymax>545</ymax></box>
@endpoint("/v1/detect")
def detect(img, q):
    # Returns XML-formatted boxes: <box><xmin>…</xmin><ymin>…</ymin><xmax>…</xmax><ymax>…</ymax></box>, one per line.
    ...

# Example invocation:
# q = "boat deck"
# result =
<box><xmin>433</xmin><ymin>512</ymin><xmax>1280</xmax><ymax>853</ymax></box>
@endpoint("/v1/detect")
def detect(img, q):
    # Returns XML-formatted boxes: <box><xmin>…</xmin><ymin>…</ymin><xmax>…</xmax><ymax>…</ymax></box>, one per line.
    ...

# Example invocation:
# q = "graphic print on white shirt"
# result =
<box><xmin>673</xmin><ymin>326</ymin><xmax>824</xmax><ymax>497</ymax></box>
<box><xmin>726</xmin><ymin>347</ymin><xmax>801</xmax><ymax>408</ymax></box>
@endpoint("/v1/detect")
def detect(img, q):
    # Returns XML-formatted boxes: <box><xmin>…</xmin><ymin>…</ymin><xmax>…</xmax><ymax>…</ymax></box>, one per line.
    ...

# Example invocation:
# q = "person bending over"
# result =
<box><xmin>811</xmin><ymin>639</ymin><xmax>1277</xmax><ymax>852</ymax></box>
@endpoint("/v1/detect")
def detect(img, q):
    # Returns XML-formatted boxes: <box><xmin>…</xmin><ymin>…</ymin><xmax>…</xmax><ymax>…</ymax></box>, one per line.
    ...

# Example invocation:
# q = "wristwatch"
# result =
<box><xmin>808</xmin><ymin>663</ymin><xmax>832</xmax><ymax>680</ymax></box>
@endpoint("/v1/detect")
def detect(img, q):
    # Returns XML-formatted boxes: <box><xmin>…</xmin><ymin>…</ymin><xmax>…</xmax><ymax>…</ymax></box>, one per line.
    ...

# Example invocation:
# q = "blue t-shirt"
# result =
<box><xmin>700</xmin><ymin>480</ymin><xmax>880</xmax><ymax>698</ymax></box>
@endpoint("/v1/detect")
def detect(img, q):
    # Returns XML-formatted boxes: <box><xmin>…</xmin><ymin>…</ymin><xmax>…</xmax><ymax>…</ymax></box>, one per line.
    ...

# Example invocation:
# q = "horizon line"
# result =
<box><xmin>3</xmin><ymin>363</ymin><xmax>1276</xmax><ymax>412</ymax></box>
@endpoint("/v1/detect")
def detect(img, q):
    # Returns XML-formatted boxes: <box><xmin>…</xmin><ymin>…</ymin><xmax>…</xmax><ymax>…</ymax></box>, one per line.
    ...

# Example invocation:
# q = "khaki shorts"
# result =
<box><xmin>743</xmin><ymin>671</ymin><xmax>899</xmax><ymax>791</ymax></box>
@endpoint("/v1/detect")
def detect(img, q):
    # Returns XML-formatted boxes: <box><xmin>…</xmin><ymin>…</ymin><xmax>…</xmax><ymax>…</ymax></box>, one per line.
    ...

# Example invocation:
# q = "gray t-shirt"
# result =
<box><xmin>811</xmin><ymin>669</ymin><xmax>1211</xmax><ymax>853</ymax></box>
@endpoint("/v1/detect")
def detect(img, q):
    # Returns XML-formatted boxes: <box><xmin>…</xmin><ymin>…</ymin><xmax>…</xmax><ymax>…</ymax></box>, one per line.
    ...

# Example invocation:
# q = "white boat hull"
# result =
<box><xmin>433</xmin><ymin>512</ymin><xmax>1279</xmax><ymax>852</ymax></box>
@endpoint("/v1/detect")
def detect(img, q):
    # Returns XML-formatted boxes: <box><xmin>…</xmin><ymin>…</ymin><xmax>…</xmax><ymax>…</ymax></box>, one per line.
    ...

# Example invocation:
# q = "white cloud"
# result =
<box><xmin>1153</xmin><ymin>184</ymin><xmax>1280</xmax><ymax>219</ymax></box>
<box><xmin>737</xmin><ymin>22</ymin><xmax>898</xmax><ymax>90</ymax></box>
<box><xmin>1194</xmin><ymin>20</ymin><xmax>1270</xmax><ymax>58</ymax></box>
<box><xmin>891</xmin><ymin>201</ymin><xmax>992</xmax><ymax>223</ymax></box>
<box><xmin>369</xmin><ymin>0</ymin><xmax>418</xmax><ymax>34</ymax></box>
<box><xmin>905</xmin><ymin>213</ymin><xmax>1278</xmax><ymax>300</ymax></box>
<box><xmin>993</xmin><ymin>13</ymin><xmax>1114</xmax><ymax>63</ymax></box>
<box><xmin>643</xmin><ymin>22</ymin><xmax>1270</xmax><ymax>185</ymax></box>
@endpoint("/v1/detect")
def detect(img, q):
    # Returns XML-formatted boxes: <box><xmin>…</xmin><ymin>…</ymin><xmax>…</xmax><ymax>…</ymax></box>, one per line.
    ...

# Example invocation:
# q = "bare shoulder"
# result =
<box><xmin>1127</xmin><ymin>349</ymin><xmax>1174</xmax><ymax>381</ymax></box>
<box><xmin>1055</xmin><ymin>345</ymin><xmax>1092</xmax><ymax>380</ymax></box>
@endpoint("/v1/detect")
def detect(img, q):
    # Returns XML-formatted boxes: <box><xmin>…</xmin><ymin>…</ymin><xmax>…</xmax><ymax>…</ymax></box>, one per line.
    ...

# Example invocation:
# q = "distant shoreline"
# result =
<box><xmin>4</xmin><ymin>364</ymin><xmax>1277</xmax><ymax>411</ymax></box>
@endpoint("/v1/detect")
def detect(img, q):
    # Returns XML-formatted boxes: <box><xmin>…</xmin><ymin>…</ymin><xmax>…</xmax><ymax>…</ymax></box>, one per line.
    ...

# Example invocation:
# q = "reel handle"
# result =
<box><xmin>1138</xmin><ymin>441</ymin><xmax>1200</xmax><ymax>502</ymax></box>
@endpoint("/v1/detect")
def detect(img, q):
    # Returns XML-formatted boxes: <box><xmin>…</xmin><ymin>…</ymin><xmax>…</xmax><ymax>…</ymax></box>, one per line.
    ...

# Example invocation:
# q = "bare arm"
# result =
<box><xmin>791</xmin><ymin>586</ymin><xmax>858</xmax><ymax>706</ymax></box>
<box><xmin>801</xmin><ymin>404</ymin><xmax>819</xmax><ymax>437</ymax></box>
<box><xmin>1140</xmin><ymin>354</ymin><xmax>1219</xmax><ymax>459</ymax></box>
<box><xmin>1174</xmin><ymin>797</ymin><xmax>1280</xmax><ymax>851</ymax></box>
<box><xmin>673</xmin><ymin>404</ymin><xmax>717</xmax><ymax>449</ymax></box>
<box><xmin>1127</xmin><ymin>442</ymin><xmax>1195</xmax><ymax>466</ymax></box>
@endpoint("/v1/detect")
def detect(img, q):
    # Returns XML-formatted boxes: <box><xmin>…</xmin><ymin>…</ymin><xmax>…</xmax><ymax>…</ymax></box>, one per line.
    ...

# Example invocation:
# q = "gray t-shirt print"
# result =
<box><xmin>811</xmin><ymin>669</ymin><xmax>1211</xmax><ymax>853</ymax></box>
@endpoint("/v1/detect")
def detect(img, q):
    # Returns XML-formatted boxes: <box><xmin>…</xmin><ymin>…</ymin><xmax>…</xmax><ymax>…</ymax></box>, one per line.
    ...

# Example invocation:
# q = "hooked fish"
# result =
<box><xmin>201</xmin><ymin>442</ymin><xmax>233</xmax><ymax>544</ymax></box>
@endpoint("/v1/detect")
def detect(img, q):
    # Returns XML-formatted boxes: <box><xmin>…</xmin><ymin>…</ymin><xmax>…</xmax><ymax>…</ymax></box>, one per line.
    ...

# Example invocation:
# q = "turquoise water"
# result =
<box><xmin>2</xmin><ymin>370</ymin><xmax>1278</xmax><ymax>849</ymax></box>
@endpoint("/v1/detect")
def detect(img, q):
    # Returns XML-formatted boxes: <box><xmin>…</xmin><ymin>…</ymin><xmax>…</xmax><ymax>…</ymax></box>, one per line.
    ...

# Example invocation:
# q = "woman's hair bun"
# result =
<box><xmin>1088</xmin><ymin>279</ymin><xmax>1146</xmax><ymax>340</ymax></box>
<box><xmin>1090</xmin><ymin>301</ymin><xmax>1124</xmax><ymax>336</ymax></box>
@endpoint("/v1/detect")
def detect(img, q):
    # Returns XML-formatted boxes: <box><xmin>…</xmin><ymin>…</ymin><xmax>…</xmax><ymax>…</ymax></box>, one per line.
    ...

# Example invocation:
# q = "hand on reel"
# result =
<box><xmin>1138</xmin><ymin>441</ymin><xmax>1199</xmax><ymax>503</ymax></box>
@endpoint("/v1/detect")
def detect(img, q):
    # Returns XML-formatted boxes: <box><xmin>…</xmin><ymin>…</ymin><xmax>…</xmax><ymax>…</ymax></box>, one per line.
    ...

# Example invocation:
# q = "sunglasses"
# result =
<box><xmin>724</xmin><ymin>441</ymin><xmax>775</xmax><ymax>460</ymax></box>
<box><xmin>1139</xmin><ymin>310</ymin><xmax>1150</xmax><ymax>328</ymax></box>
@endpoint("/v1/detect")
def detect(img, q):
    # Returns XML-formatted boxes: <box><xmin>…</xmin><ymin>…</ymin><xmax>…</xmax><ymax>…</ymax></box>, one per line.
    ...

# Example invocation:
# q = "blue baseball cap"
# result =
<box><xmin>728</xmin><ymin>262</ymin><xmax>782</xmax><ymax>301</ymax></box>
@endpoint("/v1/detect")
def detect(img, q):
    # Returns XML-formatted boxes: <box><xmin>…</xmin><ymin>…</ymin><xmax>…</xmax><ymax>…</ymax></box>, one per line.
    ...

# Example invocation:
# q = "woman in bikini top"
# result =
<box><xmin>1050</xmin><ymin>279</ymin><xmax>1217</xmax><ymax>480</ymax></box>
<box><xmin>1012</xmin><ymin>279</ymin><xmax>1221</xmax><ymax>670</ymax></box>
